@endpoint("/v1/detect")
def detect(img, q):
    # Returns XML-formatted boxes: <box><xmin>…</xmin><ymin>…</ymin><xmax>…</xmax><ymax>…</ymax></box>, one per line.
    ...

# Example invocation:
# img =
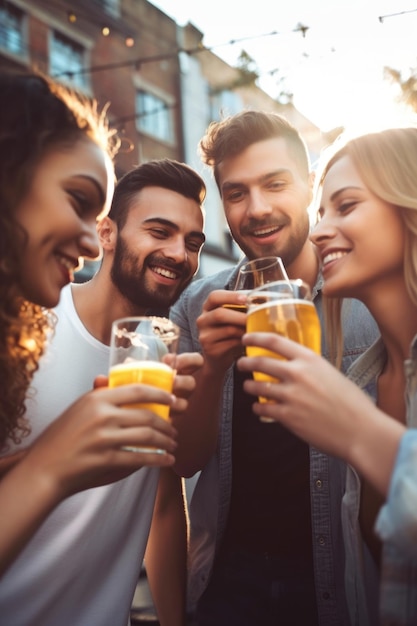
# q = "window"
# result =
<box><xmin>95</xmin><ymin>0</ymin><xmax>120</xmax><ymax>18</ymax></box>
<box><xmin>0</xmin><ymin>2</ymin><xmax>24</xmax><ymax>56</ymax></box>
<box><xmin>50</xmin><ymin>31</ymin><xmax>87</xmax><ymax>90</ymax></box>
<box><xmin>136</xmin><ymin>90</ymin><xmax>173</xmax><ymax>143</ymax></box>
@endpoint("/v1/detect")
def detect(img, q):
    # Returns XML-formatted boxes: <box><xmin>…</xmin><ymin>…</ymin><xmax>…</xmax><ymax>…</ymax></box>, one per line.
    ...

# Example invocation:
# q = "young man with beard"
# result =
<box><xmin>170</xmin><ymin>112</ymin><xmax>380</xmax><ymax>626</ymax></box>
<box><xmin>0</xmin><ymin>159</ymin><xmax>206</xmax><ymax>626</ymax></box>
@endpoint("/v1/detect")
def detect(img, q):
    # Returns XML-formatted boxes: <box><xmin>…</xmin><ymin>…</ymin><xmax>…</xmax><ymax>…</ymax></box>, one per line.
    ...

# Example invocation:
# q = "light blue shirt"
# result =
<box><xmin>171</xmin><ymin>263</ymin><xmax>380</xmax><ymax>625</ymax></box>
<box><xmin>346</xmin><ymin>336</ymin><xmax>417</xmax><ymax>625</ymax></box>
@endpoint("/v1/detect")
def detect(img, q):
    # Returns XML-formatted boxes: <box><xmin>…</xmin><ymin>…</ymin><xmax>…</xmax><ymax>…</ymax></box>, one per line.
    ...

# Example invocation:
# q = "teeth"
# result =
<box><xmin>323</xmin><ymin>251</ymin><xmax>347</xmax><ymax>265</ymax></box>
<box><xmin>253</xmin><ymin>226</ymin><xmax>278</xmax><ymax>237</ymax></box>
<box><xmin>56</xmin><ymin>254</ymin><xmax>76</xmax><ymax>271</ymax></box>
<box><xmin>152</xmin><ymin>266</ymin><xmax>178</xmax><ymax>280</ymax></box>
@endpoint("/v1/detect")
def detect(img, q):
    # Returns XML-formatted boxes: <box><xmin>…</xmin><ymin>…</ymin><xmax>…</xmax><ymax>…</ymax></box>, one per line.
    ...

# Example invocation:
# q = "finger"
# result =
<box><xmin>170</xmin><ymin>396</ymin><xmax>188</xmax><ymax>415</ymax></box>
<box><xmin>102</xmin><ymin>383</ymin><xmax>175</xmax><ymax>407</ymax></box>
<box><xmin>116</xmin><ymin>408</ymin><xmax>178</xmax><ymax>437</ymax></box>
<box><xmin>173</xmin><ymin>374</ymin><xmax>196</xmax><ymax>397</ymax></box>
<box><xmin>243</xmin><ymin>378</ymin><xmax>282</xmax><ymax>403</ymax></box>
<box><xmin>93</xmin><ymin>375</ymin><xmax>108</xmax><ymax>389</ymax></box>
<box><xmin>113</xmin><ymin>422</ymin><xmax>178</xmax><ymax>455</ymax></box>
<box><xmin>242</xmin><ymin>332</ymin><xmax>308</xmax><ymax>360</ymax></box>
<box><xmin>175</xmin><ymin>352</ymin><xmax>204</xmax><ymax>375</ymax></box>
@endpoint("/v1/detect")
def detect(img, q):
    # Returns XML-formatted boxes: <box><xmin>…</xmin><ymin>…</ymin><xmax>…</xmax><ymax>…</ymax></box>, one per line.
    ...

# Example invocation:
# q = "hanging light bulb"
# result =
<box><xmin>125</xmin><ymin>37</ymin><xmax>135</xmax><ymax>48</ymax></box>
<box><xmin>67</xmin><ymin>11</ymin><xmax>77</xmax><ymax>23</ymax></box>
<box><xmin>101</xmin><ymin>26</ymin><xmax>110</xmax><ymax>36</ymax></box>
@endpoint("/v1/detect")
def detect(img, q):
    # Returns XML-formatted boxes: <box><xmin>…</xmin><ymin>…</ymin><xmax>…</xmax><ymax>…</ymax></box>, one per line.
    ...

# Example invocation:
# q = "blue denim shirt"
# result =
<box><xmin>346</xmin><ymin>336</ymin><xmax>417</xmax><ymax>625</ymax></box>
<box><xmin>170</xmin><ymin>264</ymin><xmax>380</xmax><ymax>625</ymax></box>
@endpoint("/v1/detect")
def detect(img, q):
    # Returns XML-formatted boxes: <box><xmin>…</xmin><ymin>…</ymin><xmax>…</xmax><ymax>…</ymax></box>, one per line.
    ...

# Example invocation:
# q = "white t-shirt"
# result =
<box><xmin>0</xmin><ymin>285</ymin><xmax>159</xmax><ymax>626</ymax></box>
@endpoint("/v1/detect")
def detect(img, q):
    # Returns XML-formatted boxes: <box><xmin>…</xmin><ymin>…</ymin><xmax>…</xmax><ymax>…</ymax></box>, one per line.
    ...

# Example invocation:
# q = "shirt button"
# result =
<box><xmin>315</xmin><ymin>479</ymin><xmax>323</xmax><ymax>489</ymax></box>
<box><xmin>318</xmin><ymin>536</ymin><xmax>326</xmax><ymax>546</ymax></box>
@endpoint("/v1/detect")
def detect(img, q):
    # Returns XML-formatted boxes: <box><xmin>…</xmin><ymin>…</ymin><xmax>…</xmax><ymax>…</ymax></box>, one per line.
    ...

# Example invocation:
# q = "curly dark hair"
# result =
<box><xmin>0</xmin><ymin>70</ymin><xmax>119</xmax><ymax>450</ymax></box>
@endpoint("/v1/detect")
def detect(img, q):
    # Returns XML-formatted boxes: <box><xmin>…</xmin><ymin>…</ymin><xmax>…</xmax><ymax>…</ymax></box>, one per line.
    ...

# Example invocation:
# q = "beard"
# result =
<box><xmin>110</xmin><ymin>236</ymin><xmax>192</xmax><ymax>312</ymax></box>
<box><xmin>237</xmin><ymin>214</ymin><xmax>310</xmax><ymax>267</ymax></box>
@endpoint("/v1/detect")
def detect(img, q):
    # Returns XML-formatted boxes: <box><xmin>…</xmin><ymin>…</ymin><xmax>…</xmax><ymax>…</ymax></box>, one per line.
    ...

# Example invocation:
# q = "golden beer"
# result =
<box><xmin>109</xmin><ymin>360</ymin><xmax>175</xmax><ymax>420</ymax></box>
<box><xmin>246</xmin><ymin>298</ymin><xmax>321</xmax><ymax>392</ymax></box>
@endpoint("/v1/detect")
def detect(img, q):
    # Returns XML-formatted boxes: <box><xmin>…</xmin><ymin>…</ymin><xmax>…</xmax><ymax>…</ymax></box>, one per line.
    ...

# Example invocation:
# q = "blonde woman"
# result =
<box><xmin>238</xmin><ymin>127</ymin><xmax>417</xmax><ymax>625</ymax></box>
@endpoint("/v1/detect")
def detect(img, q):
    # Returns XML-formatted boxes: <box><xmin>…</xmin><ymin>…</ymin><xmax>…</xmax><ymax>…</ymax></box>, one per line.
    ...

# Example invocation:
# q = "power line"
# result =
<box><xmin>378</xmin><ymin>8</ymin><xmax>417</xmax><ymax>23</ymax></box>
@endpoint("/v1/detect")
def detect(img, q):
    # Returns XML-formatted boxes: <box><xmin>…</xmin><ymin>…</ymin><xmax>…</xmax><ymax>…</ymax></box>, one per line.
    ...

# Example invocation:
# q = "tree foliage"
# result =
<box><xmin>384</xmin><ymin>66</ymin><xmax>417</xmax><ymax>112</ymax></box>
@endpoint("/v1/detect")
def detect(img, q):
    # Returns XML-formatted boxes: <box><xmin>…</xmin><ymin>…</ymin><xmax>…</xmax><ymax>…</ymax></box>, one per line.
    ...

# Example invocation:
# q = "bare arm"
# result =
<box><xmin>172</xmin><ymin>290</ymin><xmax>247</xmax><ymax>477</ymax></box>
<box><xmin>0</xmin><ymin>449</ymin><xmax>26</xmax><ymax>479</ymax></box>
<box><xmin>145</xmin><ymin>468</ymin><xmax>187</xmax><ymax>626</ymax></box>
<box><xmin>238</xmin><ymin>332</ymin><xmax>404</xmax><ymax>497</ymax></box>
<box><xmin>0</xmin><ymin>383</ymin><xmax>178</xmax><ymax>577</ymax></box>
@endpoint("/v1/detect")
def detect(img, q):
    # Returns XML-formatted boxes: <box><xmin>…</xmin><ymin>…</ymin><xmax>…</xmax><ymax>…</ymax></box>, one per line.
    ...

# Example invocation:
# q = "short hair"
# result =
<box><xmin>108</xmin><ymin>158</ymin><xmax>206</xmax><ymax>228</ymax></box>
<box><xmin>199</xmin><ymin>110</ymin><xmax>310</xmax><ymax>191</ymax></box>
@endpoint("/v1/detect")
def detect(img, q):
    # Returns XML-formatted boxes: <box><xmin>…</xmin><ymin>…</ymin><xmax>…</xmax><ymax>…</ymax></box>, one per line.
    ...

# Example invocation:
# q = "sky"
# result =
<box><xmin>149</xmin><ymin>0</ymin><xmax>417</xmax><ymax>132</ymax></box>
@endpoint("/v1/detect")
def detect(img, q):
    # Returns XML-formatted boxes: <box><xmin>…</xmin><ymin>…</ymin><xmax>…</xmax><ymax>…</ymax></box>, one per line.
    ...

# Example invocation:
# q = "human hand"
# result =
<box><xmin>197</xmin><ymin>290</ymin><xmax>247</xmax><ymax>373</ymax></box>
<box><xmin>21</xmin><ymin>384</ymin><xmax>179</xmax><ymax>500</ymax></box>
<box><xmin>170</xmin><ymin>352</ymin><xmax>203</xmax><ymax>417</ymax></box>
<box><xmin>238</xmin><ymin>332</ymin><xmax>379</xmax><ymax>459</ymax></box>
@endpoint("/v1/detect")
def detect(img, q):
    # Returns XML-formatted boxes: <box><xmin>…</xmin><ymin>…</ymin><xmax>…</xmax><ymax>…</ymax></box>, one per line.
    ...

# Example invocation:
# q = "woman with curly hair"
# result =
<box><xmin>238</xmin><ymin>126</ymin><xmax>417</xmax><ymax>624</ymax></box>
<box><xmin>0</xmin><ymin>71</ymin><xmax>178</xmax><ymax>575</ymax></box>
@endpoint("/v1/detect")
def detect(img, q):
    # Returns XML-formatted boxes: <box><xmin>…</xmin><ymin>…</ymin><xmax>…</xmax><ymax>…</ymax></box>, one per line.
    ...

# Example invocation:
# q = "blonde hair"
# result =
<box><xmin>315</xmin><ymin>127</ymin><xmax>417</xmax><ymax>367</ymax></box>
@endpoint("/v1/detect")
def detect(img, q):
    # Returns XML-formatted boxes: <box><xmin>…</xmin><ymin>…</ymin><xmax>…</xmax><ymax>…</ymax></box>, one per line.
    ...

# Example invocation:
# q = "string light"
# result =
<box><xmin>101</xmin><ymin>26</ymin><xmax>111</xmax><ymax>37</ymax></box>
<box><xmin>67</xmin><ymin>11</ymin><xmax>77</xmax><ymax>24</ymax></box>
<box><xmin>53</xmin><ymin>26</ymin><xmax>306</xmax><ymax>79</ymax></box>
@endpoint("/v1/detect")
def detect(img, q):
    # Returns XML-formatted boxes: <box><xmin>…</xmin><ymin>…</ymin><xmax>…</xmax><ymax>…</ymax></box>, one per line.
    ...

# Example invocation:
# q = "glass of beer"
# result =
<box><xmin>246</xmin><ymin>280</ymin><xmax>321</xmax><ymax>422</ymax></box>
<box><xmin>224</xmin><ymin>256</ymin><xmax>289</xmax><ymax>312</ymax></box>
<box><xmin>108</xmin><ymin>316</ymin><xmax>180</xmax><ymax>453</ymax></box>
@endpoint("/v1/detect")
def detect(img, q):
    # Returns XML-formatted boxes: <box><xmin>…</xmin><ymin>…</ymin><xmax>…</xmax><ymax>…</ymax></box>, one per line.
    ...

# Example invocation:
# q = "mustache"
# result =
<box><xmin>146</xmin><ymin>254</ymin><xmax>188</xmax><ymax>275</ymax></box>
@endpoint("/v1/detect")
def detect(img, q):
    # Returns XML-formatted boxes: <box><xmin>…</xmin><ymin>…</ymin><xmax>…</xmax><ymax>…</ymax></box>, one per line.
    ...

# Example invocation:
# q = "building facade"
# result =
<box><xmin>0</xmin><ymin>0</ymin><xmax>328</xmax><ymax>278</ymax></box>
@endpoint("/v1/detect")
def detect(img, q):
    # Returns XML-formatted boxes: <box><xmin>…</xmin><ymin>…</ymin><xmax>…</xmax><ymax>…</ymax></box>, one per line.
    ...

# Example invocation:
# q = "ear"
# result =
<box><xmin>97</xmin><ymin>216</ymin><xmax>117</xmax><ymax>251</ymax></box>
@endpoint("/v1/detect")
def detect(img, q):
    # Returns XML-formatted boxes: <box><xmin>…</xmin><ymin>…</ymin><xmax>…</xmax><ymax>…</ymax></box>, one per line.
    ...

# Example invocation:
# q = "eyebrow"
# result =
<box><xmin>143</xmin><ymin>217</ymin><xmax>206</xmax><ymax>244</ymax></box>
<box><xmin>76</xmin><ymin>175</ymin><xmax>106</xmax><ymax>204</ymax></box>
<box><xmin>221</xmin><ymin>168</ymin><xmax>293</xmax><ymax>193</ymax></box>
<box><xmin>329</xmin><ymin>185</ymin><xmax>362</xmax><ymax>203</ymax></box>
<box><xmin>318</xmin><ymin>185</ymin><xmax>363</xmax><ymax>215</ymax></box>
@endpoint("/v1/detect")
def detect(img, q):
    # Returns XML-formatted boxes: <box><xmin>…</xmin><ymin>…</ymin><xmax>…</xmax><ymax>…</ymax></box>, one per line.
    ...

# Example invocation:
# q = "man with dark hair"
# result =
<box><xmin>170</xmin><ymin>111</ymin><xmax>380</xmax><ymax>626</ymax></box>
<box><xmin>0</xmin><ymin>159</ymin><xmax>206</xmax><ymax>626</ymax></box>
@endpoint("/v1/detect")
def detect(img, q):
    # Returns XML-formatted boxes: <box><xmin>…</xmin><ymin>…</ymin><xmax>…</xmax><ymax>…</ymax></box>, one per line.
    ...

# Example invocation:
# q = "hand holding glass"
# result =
<box><xmin>246</xmin><ymin>280</ymin><xmax>321</xmax><ymax>422</ymax></box>
<box><xmin>108</xmin><ymin>316</ymin><xmax>179</xmax><ymax>453</ymax></box>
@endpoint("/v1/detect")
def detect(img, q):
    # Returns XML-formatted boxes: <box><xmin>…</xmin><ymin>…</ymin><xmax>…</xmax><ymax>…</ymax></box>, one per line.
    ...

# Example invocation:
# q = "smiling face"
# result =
<box><xmin>15</xmin><ymin>138</ymin><xmax>112</xmax><ymax>308</ymax></box>
<box><xmin>311</xmin><ymin>155</ymin><xmax>405</xmax><ymax>301</ymax></box>
<box><xmin>110</xmin><ymin>186</ymin><xmax>205</xmax><ymax>310</ymax></box>
<box><xmin>218</xmin><ymin>137</ymin><xmax>312</xmax><ymax>267</ymax></box>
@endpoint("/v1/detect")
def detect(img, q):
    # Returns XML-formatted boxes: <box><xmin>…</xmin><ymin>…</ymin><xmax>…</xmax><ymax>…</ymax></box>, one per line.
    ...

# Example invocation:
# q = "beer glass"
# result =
<box><xmin>246</xmin><ymin>280</ymin><xmax>321</xmax><ymax>422</ymax></box>
<box><xmin>224</xmin><ymin>256</ymin><xmax>289</xmax><ymax>312</ymax></box>
<box><xmin>108</xmin><ymin>316</ymin><xmax>180</xmax><ymax>453</ymax></box>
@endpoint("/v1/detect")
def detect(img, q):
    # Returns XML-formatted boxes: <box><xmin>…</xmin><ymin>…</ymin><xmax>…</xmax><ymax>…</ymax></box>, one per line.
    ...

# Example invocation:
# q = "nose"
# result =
<box><xmin>77</xmin><ymin>218</ymin><xmax>100</xmax><ymax>260</ymax></box>
<box><xmin>164</xmin><ymin>236</ymin><xmax>188</xmax><ymax>264</ymax></box>
<box><xmin>246</xmin><ymin>188</ymin><xmax>272</xmax><ymax>219</ymax></box>
<box><xmin>310</xmin><ymin>214</ymin><xmax>337</xmax><ymax>247</ymax></box>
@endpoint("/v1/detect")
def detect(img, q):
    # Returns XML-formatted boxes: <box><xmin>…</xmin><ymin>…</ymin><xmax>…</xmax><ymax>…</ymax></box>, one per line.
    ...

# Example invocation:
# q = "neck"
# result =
<box><xmin>362</xmin><ymin>280</ymin><xmax>417</xmax><ymax>365</ymax></box>
<box><xmin>286</xmin><ymin>242</ymin><xmax>320</xmax><ymax>290</ymax></box>
<box><xmin>71</xmin><ymin>270</ymin><xmax>148</xmax><ymax>346</ymax></box>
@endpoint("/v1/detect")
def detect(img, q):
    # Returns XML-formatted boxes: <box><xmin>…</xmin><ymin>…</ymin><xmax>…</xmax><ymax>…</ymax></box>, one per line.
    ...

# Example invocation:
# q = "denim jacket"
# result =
<box><xmin>345</xmin><ymin>336</ymin><xmax>417</xmax><ymax>626</ymax></box>
<box><xmin>170</xmin><ymin>264</ymin><xmax>380</xmax><ymax>625</ymax></box>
